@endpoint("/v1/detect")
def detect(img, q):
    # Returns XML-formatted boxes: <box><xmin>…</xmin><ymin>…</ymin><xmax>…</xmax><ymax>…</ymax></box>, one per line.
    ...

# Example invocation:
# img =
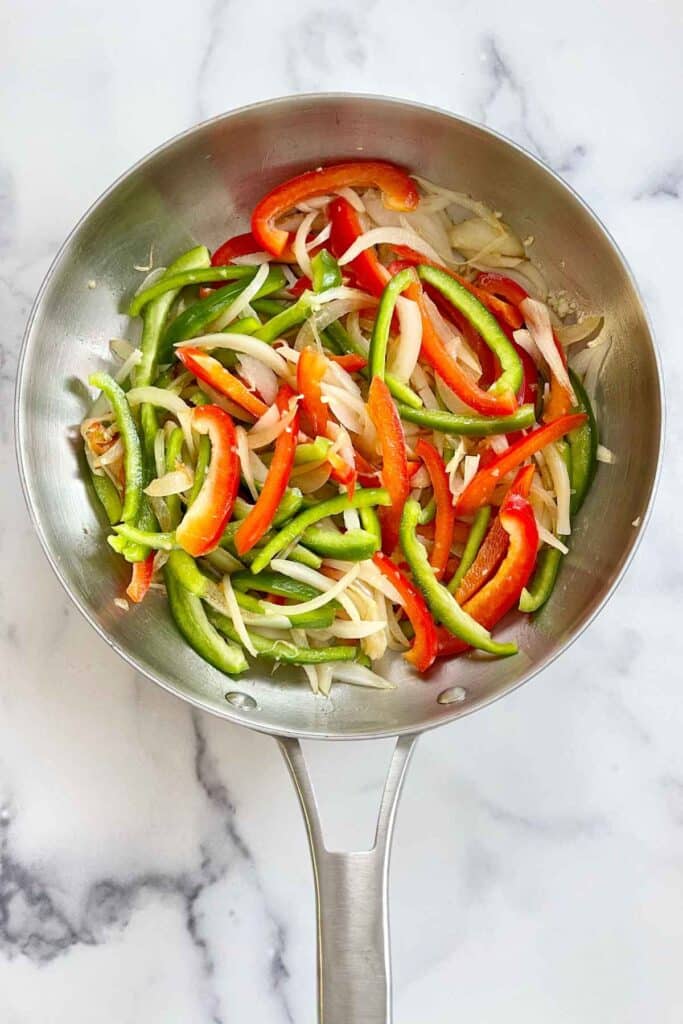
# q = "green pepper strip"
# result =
<box><xmin>519</xmin><ymin>546</ymin><xmax>563</xmax><ymax>613</ymax></box>
<box><xmin>232</xmin><ymin>489</ymin><xmax>303</xmax><ymax>526</ymax></box>
<box><xmin>417</xmin><ymin>264</ymin><xmax>523</xmax><ymax>400</ymax></box>
<box><xmin>231</xmin><ymin>569</ymin><xmax>325</xmax><ymax>604</ymax></box>
<box><xmin>253</xmin><ymin>295</ymin><xmax>310</xmax><ymax>342</ymax></box>
<box><xmin>224</xmin><ymin>315</ymin><xmax>262</xmax><ymax>336</ymax></box>
<box><xmin>447</xmin><ymin>506</ymin><xmax>491</xmax><ymax>593</ymax></box>
<box><xmin>113</xmin><ymin>524</ymin><xmax>175</xmax><ymax>550</ymax></box>
<box><xmin>400</xmin><ymin>498</ymin><xmax>517</xmax><ymax>656</ymax></box>
<box><xmin>207</xmin><ymin>608</ymin><xmax>356</xmax><ymax>665</ymax></box>
<box><xmin>359</xmin><ymin>506</ymin><xmax>382</xmax><ymax>550</ymax></box>
<box><xmin>135</xmin><ymin>246</ymin><xmax>210</xmax><ymax>389</ymax></box>
<box><xmin>89</xmin><ymin>373</ymin><xmax>142</xmax><ymax>523</ymax></box>
<box><xmin>368</xmin><ymin>268</ymin><xmax>417</xmax><ymax>380</ymax></box>
<box><xmin>188</xmin><ymin>434</ymin><xmax>211</xmax><ymax>506</ymax></box>
<box><xmin>568</xmin><ymin>370</ymin><xmax>598</xmax><ymax>516</ymax></box>
<box><xmin>165</xmin><ymin>426</ymin><xmax>185</xmax><ymax>529</ymax></box>
<box><xmin>161</xmin><ymin>267</ymin><xmax>287</xmax><ymax>357</ymax></box>
<box><xmin>129</xmin><ymin>265</ymin><xmax>257</xmax><ymax>317</ymax></box>
<box><xmin>311</xmin><ymin>249</ymin><xmax>342</xmax><ymax>293</ymax></box>
<box><xmin>397</xmin><ymin>403</ymin><xmax>536</xmax><ymax>436</ymax></box>
<box><xmin>295</xmin><ymin>437</ymin><xmax>332</xmax><ymax>465</ymax></box>
<box><xmin>300</xmin><ymin>527</ymin><xmax>379</xmax><ymax>561</ymax></box>
<box><xmin>250</xmin><ymin>488</ymin><xmax>391</xmax><ymax>574</ymax></box>
<box><xmin>288</xmin><ymin>546</ymin><xmax>323</xmax><ymax>570</ymax></box>
<box><xmin>164</xmin><ymin>551</ymin><xmax>247</xmax><ymax>675</ymax></box>
<box><xmin>90</xmin><ymin>470</ymin><xmax>123</xmax><ymax>525</ymax></box>
<box><xmin>233</xmin><ymin>590</ymin><xmax>336</xmax><ymax>630</ymax></box>
<box><xmin>320</xmin><ymin>327</ymin><xmax>345</xmax><ymax>355</ymax></box>
<box><xmin>251</xmin><ymin>297</ymin><xmax>289</xmax><ymax>318</ymax></box>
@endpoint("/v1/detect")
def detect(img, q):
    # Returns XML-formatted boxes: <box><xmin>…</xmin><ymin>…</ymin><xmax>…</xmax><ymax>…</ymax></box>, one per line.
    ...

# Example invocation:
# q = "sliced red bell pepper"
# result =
<box><xmin>328</xmin><ymin>197</ymin><xmax>390</xmax><ymax>297</ymax></box>
<box><xmin>235</xmin><ymin>385</ymin><xmax>299</xmax><ymax>555</ymax></box>
<box><xmin>177</xmin><ymin>347</ymin><xmax>268</xmax><ymax>420</ymax></box>
<box><xmin>329</xmin><ymin>353</ymin><xmax>367</xmax><ymax>372</ymax></box>
<box><xmin>405</xmin><ymin>281</ymin><xmax>518</xmax><ymax>417</ymax></box>
<box><xmin>455</xmin><ymin>464</ymin><xmax>535</xmax><ymax>604</ymax></box>
<box><xmin>372</xmin><ymin>552</ymin><xmax>437</xmax><ymax>673</ymax></box>
<box><xmin>437</xmin><ymin>488</ymin><xmax>539</xmax><ymax>657</ymax></box>
<box><xmin>253</xmin><ymin>162</ymin><xmax>419</xmax><ymax>258</ymax></box>
<box><xmin>355</xmin><ymin>450</ymin><xmax>381</xmax><ymax>487</ymax></box>
<box><xmin>476</xmin><ymin>273</ymin><xmax>572</xmax><ymax>423</ymax></box>
<box><xmin>455</xmin><ymin>412</ymin><xmax>586</xmax><ymax>516</ymax></box>
<box><xmin>176</xmin><ymin>405</ymin><xmax>239</xmax><ymax>557</ymax></box>
<box><xmin>367</xmin><ymin>376</ymin><xmax>409</xmax><ymax>554</ymax></box>
<box><xmin>415</xmin><ymin>439</ymin><xmax>455</xmax><ymax>580</ymax></box>
<box><xmin>289</xmin><ymin>275</ymin><xmax>312</xmax><ymax>298</ymax></box>
<box><xmin>211</xmin><ymin>231</ymin><xmax>262</xmax><ymax>266</ymax></box>
<box><xmin>297</xmin><ymin>347</ymin><xmax>329</xmax><ymax>438</ymax></box>
<box><xmin>126</xmin><ymin>551</ymin><xmax>155</xmax><ymax>604</ymax></box>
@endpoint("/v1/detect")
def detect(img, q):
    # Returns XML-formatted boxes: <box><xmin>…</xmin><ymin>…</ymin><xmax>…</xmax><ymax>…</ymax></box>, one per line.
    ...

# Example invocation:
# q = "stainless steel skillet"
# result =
<box><xmin>15</xmin><ymin>95</ymin><xmax>663</xmax><ymax>1023</ymax></box>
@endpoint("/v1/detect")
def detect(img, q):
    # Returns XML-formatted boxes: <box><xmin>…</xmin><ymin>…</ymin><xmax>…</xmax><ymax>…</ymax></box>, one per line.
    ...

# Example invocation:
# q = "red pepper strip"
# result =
<box><xmin>455</xmin><ymin>412</ymin><xmax>586</xmax><ymax>517</ymax></box>
<box><xmin>437</xmin><ymin>491</ymin><xmax>539</xmax><ymax>658</ymax></box>
<box><xmin>253</xmin><ymin>162</ymin><xmax>419</xmax><ymax>258</ymax></box>
<box><xmin>297</xmin><ymin>347</ymin><xmax>329</xmax><ymax>438</ymax></box>
<box><xmin>235</xmin><ymin>385</ymin><xmax>299</xmax><ymax>555</ymax></box>
<box><xmin>405</xmin><ymin>281</ymin><xmax>518</xmax><ymax>416</ymax></box>
<box><xmin>176</xmin><ymin>405</ymin><xmax>239</xmax><ymax>557</ymax></box>
<box><xmin>126</xmin><ymin>552</ymin><xmax>155</xmax><ymax>604</ymax></box>
<box><xmin>328</xmin><ymin>197</ymin><xmax>390</xmax><ymax>298</ymax></box>
<box><xmin>177</xmin><ymin>347</ymin><xmax>268</xmax><ymax>420</ymax></box>
<box><xmin>474</xmin><ymin>271</ymin><xmax>529</xmax><ymax>308</ymax></box>
<box><xmin>329</xmin><ymin>353</ymin><xmax>367</xmax><ymax>372</ymax></box>
<box><xmin>327</xmin><ymin>450</ymin><xmax>357</xmax><ymax>498</ymax></box>
<box><xmin>372</xmin><ymin>553</ymin><xmax>437</xmax><ymax>672</ymax></box>
<box><xmin>415</xmin><ymin>439</ymin><xmax>455</xmax><ymax>580</ymax></box>
<box><xmin>211</xmin><ymin>231</ymin><xmax>262</xmax><ymax>266</ymax></box>
<box><xmin>475</xmin><ymin>272</ymin><xmax>571</xmax><ymax>423</ymax></box>
<box><xmin>367</xmin><ymin>376</ymin><xmax>410</xmax><ymax>554</ymax></box>
<box><xmin>393</xmin><ymin>248</ymin><xmax>523</xmax><ymax>329</ymax></box>
<box><xmin>289</xmin><ymin>275</ymin><xmax>312</xmax><ymax>298</ymax></box>
<box><xmin>455</xmin><ymin>464</ymin><xmax>535</xmax><ymax>605</ymax></box>
<box><xmin>355</xmin><ymin>450</ymin><xmax>381</xmax><ymax>487</ymax></box>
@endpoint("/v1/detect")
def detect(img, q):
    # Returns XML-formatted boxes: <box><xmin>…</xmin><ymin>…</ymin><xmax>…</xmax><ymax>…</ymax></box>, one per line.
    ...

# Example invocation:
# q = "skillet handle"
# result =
<box><xmin>279</xmin><ymin>734</ymin><xmax>417</xmax><ymax>1024</ymax></box>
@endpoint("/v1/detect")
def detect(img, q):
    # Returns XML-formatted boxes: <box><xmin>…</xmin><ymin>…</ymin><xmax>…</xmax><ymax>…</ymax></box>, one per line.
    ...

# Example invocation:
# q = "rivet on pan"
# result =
<box><xmin>437</xmin><ymin>686</ymin><xmax>467</xmax><ymax>705</ymax></box>
<box><xmin>225</xmin><ymin>691</ymin><xmax>257</xmax><ymax>710</ymax></box>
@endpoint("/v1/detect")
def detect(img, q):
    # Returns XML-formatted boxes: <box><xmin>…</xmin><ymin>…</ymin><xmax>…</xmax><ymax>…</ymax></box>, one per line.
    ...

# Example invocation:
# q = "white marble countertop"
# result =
<box><xmin>2</xmin><ymin>1</ymin><xmax>682</xmax><ymax>1021</ymax></box>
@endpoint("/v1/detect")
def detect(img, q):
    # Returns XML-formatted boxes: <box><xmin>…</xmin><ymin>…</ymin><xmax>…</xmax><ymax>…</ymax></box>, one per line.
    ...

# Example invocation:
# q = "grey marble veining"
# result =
<box><xmin>2</xmin><ymin>0</ymin><xmax>683</xmax><ymax>1021</ymax></box>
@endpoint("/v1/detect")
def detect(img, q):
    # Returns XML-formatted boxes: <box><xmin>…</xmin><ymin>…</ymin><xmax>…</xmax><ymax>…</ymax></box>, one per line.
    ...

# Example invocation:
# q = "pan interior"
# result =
<box><xmin>16</xmin><ymin>96</ymin><xmax>662</xmax><ymax>739</ymax></box>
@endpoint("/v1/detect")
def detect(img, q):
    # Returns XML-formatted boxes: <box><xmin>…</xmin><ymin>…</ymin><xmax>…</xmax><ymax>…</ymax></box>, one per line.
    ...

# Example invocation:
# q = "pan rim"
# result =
<box><xmin>14</xmin><ymin>92</ymin><xmax>665</xmax><ymax>741</ymax></box>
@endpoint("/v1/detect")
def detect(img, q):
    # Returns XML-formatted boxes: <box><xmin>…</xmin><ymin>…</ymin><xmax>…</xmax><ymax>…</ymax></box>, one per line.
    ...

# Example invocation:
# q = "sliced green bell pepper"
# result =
<box><xmin>207</xmin><ymin>609</ymin><xmax>357</xmax><ymax>665</ymax></box>
<box><xmin>89</xmin><ymin>373</ymin><xmax>143</xmax><ymax>524</ymax></box>
<box><xmin>311</xmin><ymin>249</ymin><xmax>342</xmax><ymax>293</ymax></box>
<box><xmin>129</xmin><ymin>264</ymin><xmax>256</xmax><ymax>317</ymax></box>
<box><xmin>568</xmin><ymin>370</ymin><xmax>598</xmax><ymax>515</ymax></box>
<box><xmin>300</xmin><ymin>526</ymin><xmax>379</xmax><ymax>561</ymax></box>
<box><xmin>400</xmin><ymin>498</ymin><xmax>517</xmax><ymax>656</ymax></box>
<box><xmin>397</xmin><ymin>403</ymin><xmax>536</xmax><ymax>436</ymax></box>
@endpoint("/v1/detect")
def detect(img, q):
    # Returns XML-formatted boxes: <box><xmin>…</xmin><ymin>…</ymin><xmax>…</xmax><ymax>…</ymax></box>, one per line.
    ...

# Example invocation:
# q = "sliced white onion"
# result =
<box><xmin>294</xmin><ymin>211</ymin><xmax>317</xmax><ymax>277</ymax></box>
<box><xmin>91</xmin><ymin>436</ymin><xmax>123</xmax><ymax>471</ymax></box>
<box><xmin>236</xmin><ymin>354</ymin><xmax>278</xmax><ymax>405</ymax></box>
<box><xmin>221</xmin><ymin>576</ymin><xmax>257</xmax><ymax>657</ymax></box>
<box><xmin>176</xmin><ymin>333</ymin><xmax>289</xmax><ymax>375</ymax></box>
<box><xmin>338</xmin><ymin>227</ymin><xmax>443</xmax><ymax>268</ymax></box>
<box><xmin>152</xmin><ymin>549</ymin><xmax>169</xmax><ymax>574</ymax></box>
<box><xmin>343</xmin><ymin>507</ymin><xmax>361</xmax><ymax>531</ymax></box>
<box><xmin>271</xmin><ymin>559</ymin><xmax>360</xmax><ymax>622</ymax></box>
<box><xmin>555</xmin><ymin>315</ymin><xmax>604</xmax><ymax>347</ymax></box>
<box><xmin>597</xmin><ymin>444</ymin><xmax>615</xmax><ymax>464</ymax></box>
<box><xmin>307</xmin><ymin>221</ymin><xmax>332</xmax><ymax>250</ymax></box>
<box><xmin>422</xmin><ymin>295</ymin><xmax>481</xmax><ymax>376</ymax></box>
<box><xmin>512</xmin><ymin>328</ymin><xmax>544</xmax><ymax>369</ymax></box>
<box><xmin>148</xmin><ymin>495</ymin><xmax>173</xmax><ymax>533</ymax></box>
<box><xmin>236</xmin><ymin>426</ymin><xmax>257</xmax><ymax>499</ymax></box>
<box><xmin>230</xmin><ymin>251</ymin><xmax>271</xmax><ymax>266</ymax></box>
<box><xmin>463</xmin><ymin>455</ymin><xmax>480</xmax><ymax>489</ymax></box>
<box><xmin>145</xmin><ymin>467</ymin><xmax>194</xmax><ymax>498</ymax></box>
<box><xmin>322</xmin><ymin>386</ymin><xmax>364</xmax><ymax>434</ymax></box>
<box><xmin>293</xmin><ymin>462</ymin><xmax>332</xmax><ymax>494</ymax></box>
<box><xmin>328</xmin><ymin>662</ymin><xmax>395</xmax><ymax>690</ymax></box>
<box><xmin>543</xmin><ymin>441</ymin><xmax>571</xmax><ymax>536</ymax></box>
<box><xmin>414</xmin><ymin>176</ymin><xmax>502</xmax><ymax>229</ymax></box>
<box><xmin>520</xmin><ymin>298</ymin><xmax>575</xmax><ymax>402</ymax></box>
<box><xmin>315</xmin><ymin>620</ymin><xmax>387</xmax><ymax>640</ymax></box>
<box><xmin>153</xmin><ymin>427</ymin><xmax>166</xmax><ymax>480</ymax></box>
<box><xmin>346</xmin><ymin>312</ymin><xmax>370</xmax><ymax>354</ymax></box>
<box><xmin>248</xmin><ymin>397</ymin><xmax>299</xmax><ymax>450</ymax></box>
<box><xmin>196</xmin><ymin>381</ymin><xmax>254</xmax><ymax>422</ymax></box>
<box><xmin>410</xmin><ymin>364</ymin><xmax>440</xmax><ymax>411</ymax></box>
<box><xmin>211</xmin><ymin>262</ymin><xmax>270</xmax><ymax>330</ymax></box>
<box><xmin>254</xmin><ymin>562</ymin><xmax>360</xmax><ymax>619</ymax></box>
<box><xmin>489</xmin><ymin>434</ymin><xmax>510</xmax><ymax>456</ymax></box>
<box><xmin>537</xmin><ymin>524</ymin><xmax>569</xmax><ymax>555</ymax></box>
<box><xmin>133</xmin><ymin>266</ymin><xmax>166</xmax><ymax>296</ymax></box>
<box><xmin>386</xmin><ymin>296</ymin><xmax>422</xmax><ymax>382</ymax></box>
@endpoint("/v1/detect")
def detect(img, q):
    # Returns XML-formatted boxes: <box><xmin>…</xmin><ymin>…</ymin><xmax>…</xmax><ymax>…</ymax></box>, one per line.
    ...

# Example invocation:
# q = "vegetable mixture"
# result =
<box><xmin>81</xmin><ymin>160</ymin><xmax>608</xmax><ymax>696</ymax></box>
